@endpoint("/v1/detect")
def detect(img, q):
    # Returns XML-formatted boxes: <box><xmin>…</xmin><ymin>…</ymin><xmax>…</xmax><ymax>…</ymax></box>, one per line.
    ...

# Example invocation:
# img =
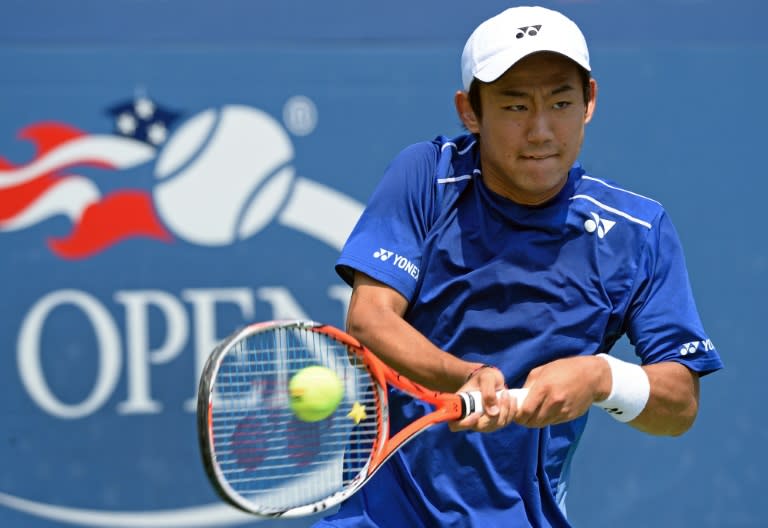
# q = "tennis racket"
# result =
<box><xmin>196</xmin><ymin>319</ymin><xmax>528</xmax><ymax>518</ymax></box>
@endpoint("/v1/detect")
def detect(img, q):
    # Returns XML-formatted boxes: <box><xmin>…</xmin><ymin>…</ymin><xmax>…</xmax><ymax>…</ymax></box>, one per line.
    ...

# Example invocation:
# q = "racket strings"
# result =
<box><xmin>209</xmin><ymin>325</ymin><xmax>379</xmax><ymax>511</ymax></box>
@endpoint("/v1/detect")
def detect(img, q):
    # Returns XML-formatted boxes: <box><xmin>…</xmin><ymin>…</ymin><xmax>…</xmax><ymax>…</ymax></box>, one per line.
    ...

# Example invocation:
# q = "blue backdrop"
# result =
<box><xmin>0</xmin><ymin>1</ymin><xmax>764</xmax><ymax>526</ymax></box>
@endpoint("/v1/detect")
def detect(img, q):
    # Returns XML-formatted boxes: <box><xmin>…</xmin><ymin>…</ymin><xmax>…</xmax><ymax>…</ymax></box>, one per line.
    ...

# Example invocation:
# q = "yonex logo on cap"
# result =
<box><xmin>584</xmin><ymin>212</ymin><xmax>616</xmax><ymax>239</ymax></box>
<box><xmin>516</xmin><ymin>25</ymin><xmax>542</xmax><ymax>39</ymax></box>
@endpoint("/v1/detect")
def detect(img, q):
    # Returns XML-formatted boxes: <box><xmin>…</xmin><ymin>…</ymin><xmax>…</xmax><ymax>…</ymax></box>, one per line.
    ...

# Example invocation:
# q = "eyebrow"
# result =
<box><xmin>498</xmin><ymin>84</ymin><xmax>575</xmax><ymax>97</ymax></box>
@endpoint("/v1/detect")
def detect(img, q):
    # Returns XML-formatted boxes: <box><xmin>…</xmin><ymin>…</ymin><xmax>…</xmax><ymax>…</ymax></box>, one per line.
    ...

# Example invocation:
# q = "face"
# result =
<box><xmin>456</xmin><ymin>52</ymin><xmax>597</xmax><ymax>205</ymax></box>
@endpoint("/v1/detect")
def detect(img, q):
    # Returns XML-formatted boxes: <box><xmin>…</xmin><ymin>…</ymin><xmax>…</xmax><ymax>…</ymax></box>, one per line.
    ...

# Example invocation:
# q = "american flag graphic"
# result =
<box><xmin>0</xmin><ymin>97</ymin><xmax>180</xmax><ymax>259</ymax></box>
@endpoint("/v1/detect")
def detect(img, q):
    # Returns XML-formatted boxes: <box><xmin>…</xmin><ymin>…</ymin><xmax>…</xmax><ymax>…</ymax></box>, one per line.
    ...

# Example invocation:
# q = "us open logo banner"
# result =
<box><xmin>0</xmin><ymin>94</ymin><xmax>362</xmax><ymax>526</ymax></box>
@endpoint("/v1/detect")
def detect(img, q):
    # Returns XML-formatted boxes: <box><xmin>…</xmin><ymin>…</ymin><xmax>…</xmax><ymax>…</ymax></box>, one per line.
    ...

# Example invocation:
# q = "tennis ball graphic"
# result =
<box><xmin>289</xmin><ymin>366</ymin><xmax>344</xmax><ymax>422</ymax></box>
<box><xmin>153</xmin><ymin>105</ymin><xmax>295</xmax><ymax>246</ymax></box>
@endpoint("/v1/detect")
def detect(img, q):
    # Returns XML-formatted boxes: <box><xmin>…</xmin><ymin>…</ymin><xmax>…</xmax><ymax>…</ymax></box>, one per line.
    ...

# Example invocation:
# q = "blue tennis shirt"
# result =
<box><xmin>323</xmin><ymin>133</ymin><xmax>723</xmax><ymax>527</ymax></box>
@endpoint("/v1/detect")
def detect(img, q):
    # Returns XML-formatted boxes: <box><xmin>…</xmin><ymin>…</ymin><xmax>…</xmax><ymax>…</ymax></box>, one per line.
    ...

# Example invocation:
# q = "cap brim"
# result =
<box><xmin>473</xmin><ymin>48</ymin><xmax>591</xmax><ymax>86</ymax></box>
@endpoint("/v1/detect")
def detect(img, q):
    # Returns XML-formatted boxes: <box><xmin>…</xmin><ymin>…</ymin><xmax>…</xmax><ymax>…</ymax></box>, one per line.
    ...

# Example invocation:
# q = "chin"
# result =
<box><xmin>522</xmin><ymin>176</ymin><xmax>568</xmax><ymax>202</ymax></box>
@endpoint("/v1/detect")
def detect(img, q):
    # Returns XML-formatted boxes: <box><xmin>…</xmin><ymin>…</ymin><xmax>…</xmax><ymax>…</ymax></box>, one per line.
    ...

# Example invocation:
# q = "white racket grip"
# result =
<box><xmin>459</xmin><ymin>388</ymin><xmax>529</xmax><ymax>418</ymax></box>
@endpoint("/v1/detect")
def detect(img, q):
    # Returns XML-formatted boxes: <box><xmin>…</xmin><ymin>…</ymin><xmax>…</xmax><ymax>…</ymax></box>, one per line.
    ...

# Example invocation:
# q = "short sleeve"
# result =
<box><xmin>625</xmin><ymin>212</ymin><xmax>723</xmax><ymax>375</ymax></box>
<box><xmin>335</xmin><ymin>142</ymin><xmax>439</xmax><ymax>301</ymax></box>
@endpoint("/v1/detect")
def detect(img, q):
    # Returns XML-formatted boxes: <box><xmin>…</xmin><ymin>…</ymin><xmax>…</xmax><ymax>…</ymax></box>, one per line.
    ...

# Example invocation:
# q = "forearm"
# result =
<box><xmin>628</xmin><ymin>361</ymin><xmax>700</xmax><ymax>436</ymax></box>
<box><xmin>346</xmin><ymin>274</ymin><xmax>480</xmax><ymax>392</ymax></box>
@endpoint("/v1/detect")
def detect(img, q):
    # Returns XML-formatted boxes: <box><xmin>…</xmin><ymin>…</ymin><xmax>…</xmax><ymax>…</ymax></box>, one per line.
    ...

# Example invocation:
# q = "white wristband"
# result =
<box><xmin>593</xmin><ymin>353</ymin><xmax>650</xmax><ymax>423</ymax></box>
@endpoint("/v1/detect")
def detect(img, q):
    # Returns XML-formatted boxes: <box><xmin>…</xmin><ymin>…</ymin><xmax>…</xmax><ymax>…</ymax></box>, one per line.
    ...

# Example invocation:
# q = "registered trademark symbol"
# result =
<box><xmin>283</xmin><ymin>95</ymin><xmax>317</xmax><ymax>136</ymax></box>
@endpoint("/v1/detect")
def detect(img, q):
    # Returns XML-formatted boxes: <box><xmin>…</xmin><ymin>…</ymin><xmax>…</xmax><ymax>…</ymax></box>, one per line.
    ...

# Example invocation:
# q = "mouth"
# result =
<box><xmin>521</xmin><ymin>153</ymin><xmax>557</xmax><ymax>160</ymax></box>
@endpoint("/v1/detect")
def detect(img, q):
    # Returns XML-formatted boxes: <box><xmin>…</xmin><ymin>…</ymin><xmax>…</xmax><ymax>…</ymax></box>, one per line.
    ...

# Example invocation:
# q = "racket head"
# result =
<box><xmin>196</xmin><ymin>320</ymin><xmax>387</xmax><ymax>517</ymax></box>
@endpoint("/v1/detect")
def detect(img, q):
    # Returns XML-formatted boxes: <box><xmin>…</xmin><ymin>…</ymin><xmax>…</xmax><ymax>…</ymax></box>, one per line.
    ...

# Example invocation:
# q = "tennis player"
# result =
<box><xmin>318</xmin><ymin>6</ymin><xmax>723</xmax><ymax>527</ymax></box>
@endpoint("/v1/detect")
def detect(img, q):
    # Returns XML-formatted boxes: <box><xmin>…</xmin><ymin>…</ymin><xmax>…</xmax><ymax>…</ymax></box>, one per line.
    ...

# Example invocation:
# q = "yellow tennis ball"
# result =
<box><xmin>289</xmin><ymin>366</ymin><xmax>344</xmax><ymax>422</ymax></box>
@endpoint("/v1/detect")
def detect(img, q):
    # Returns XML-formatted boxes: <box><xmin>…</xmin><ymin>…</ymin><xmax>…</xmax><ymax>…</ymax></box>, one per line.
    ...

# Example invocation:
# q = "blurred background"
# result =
<box><xmin>0</xmin><ymin>0</ymin><xmax>764</xmax><ymax>526</ymax></box>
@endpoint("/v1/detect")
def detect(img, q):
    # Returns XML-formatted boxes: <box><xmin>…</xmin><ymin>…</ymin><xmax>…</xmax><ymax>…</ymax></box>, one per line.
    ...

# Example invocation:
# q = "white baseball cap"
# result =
<box><xmin>461</xmin><ymin>6</ymin><xmax>591</xmax><ymax>91</ymax></box>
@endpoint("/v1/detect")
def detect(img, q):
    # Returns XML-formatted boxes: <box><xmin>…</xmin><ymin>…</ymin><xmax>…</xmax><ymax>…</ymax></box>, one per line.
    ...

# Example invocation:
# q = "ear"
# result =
<box><xmin>455</xmin><ymin>90</ymin><xmax>480</xmax><ymax>133</ymax></box>
<box><xmin>584</xmin><ymin>78</ymin><xmax>598</xmax><ymax>124</ymax></box>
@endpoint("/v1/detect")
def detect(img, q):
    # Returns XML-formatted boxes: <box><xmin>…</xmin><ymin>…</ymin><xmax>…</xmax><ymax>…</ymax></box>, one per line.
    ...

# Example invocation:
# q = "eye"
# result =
<box><xmin>553</xmin><ymin>101</ymin><xmax>572</xmax><ymax>110</ymax></box>
<box><xmin>503</xmin><ymin>104</ymin><xmax>528</xmax><ymax>112</ymax></box>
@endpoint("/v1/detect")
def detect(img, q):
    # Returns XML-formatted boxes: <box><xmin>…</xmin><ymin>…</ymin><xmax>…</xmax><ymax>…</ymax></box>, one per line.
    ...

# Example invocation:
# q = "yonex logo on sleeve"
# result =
<box><xmin>373</xmin><ymin>249</ymin><xmax>393</xmax><ymax>261</ymax></box>
<box><xmin>680</xmin><ymin>341</ymin><xmax>699</xmax><ymax>355</ymax></box>
<box><xmin>516</xmin><ymin>25</ymin><xmax>542</xmax><ymax>39</ymax></box>
<box><xmin>371</xmin><ymin>248</ymin><xmax>419</xmax><ymax>280</ymax></box>
<box><xmin>680</xmin><ymin>339</ymin><xmax>714</xmax><ymax>356</ymax></box>
<box><xmin>584</xmin><ymin>212</ymin><xmax>616</xmax><ymax>239</ymax></box>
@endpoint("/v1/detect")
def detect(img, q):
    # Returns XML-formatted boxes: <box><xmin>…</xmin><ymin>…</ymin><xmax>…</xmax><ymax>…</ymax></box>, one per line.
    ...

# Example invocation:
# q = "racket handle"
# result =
<box><xmin>459</xmin><ymin>388</ymin><xmax>529</xmax><ymax>418</ymax></box>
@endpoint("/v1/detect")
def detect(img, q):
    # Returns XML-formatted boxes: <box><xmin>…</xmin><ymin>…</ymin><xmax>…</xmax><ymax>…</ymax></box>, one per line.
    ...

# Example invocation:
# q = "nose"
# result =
<box><xmin>526</xmin><ymin>110</ymin><xmax>555</xmax><ymax>144</ymax></box>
